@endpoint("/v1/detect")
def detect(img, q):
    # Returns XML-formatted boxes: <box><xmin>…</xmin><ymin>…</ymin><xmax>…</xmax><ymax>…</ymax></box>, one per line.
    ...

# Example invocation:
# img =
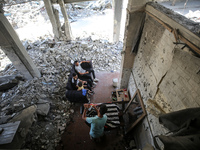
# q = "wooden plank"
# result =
<box><xmin>145</xmin><ymin>11</ymin><xmax>173</xmax><ymax>32</ymax></box>
<box><xmin>146</xmin><ymin>5</ymin><xmax>200</xmax><ymax>50</ymax></box>
<box><xmin>123</xmin><ymin>89</ymin><xmax>147</xmax><ymax>134</ymax></box>
<box><xmin>0</xmin><ymin>121</ymin><xmax>20</xmax><ymax>145</ymax></box>
<box><xmin>178</xmin><ymin>34</ymin><xmax>200</xmax><ymax>55</ymax></box>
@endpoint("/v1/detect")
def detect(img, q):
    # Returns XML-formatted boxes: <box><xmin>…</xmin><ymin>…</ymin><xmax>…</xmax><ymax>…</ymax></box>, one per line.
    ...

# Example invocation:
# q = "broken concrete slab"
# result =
<box><xmin>0</xmin><ymin>30</ymin><xmax>122</xmax><ymax>150</ymax></box>
<box><xmin>0</xmin><ymin>105</ymin><xmax>36</xmax><ymax>149</ymax></box>
<box><xmin>0</xmin><ymin>75</ymin><xmax>24</xmax><ymax>91</ymax></box>
<box><xmin>36</xmin><ymin>100</ymin><xmax>50</xmax><ymax>116</ymax></box>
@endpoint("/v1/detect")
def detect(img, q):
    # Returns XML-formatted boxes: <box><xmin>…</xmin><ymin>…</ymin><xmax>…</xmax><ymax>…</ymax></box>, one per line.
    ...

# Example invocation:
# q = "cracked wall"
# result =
<box><xmin>128</xmin><ymin>14</ymin><xmax>200</xmax><ymax>136</ymax></box>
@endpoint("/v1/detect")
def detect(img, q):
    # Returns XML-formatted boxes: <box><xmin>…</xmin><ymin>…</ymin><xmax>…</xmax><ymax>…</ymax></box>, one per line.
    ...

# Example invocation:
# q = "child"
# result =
<box><xmin>77</xmin><ymin>82</ymin><xmax>94</xmax><ymax>95</ymax></box>
<box><xmin>77</xmin><ymin>81</ymin><xmax>84</xmax><ymax>91</ymax></box>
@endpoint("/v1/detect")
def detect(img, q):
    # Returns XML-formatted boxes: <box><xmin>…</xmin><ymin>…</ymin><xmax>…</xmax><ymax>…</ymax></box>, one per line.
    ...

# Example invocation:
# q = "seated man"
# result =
<box><xmin>82</xmin><ymin>103</ymin><xmax>107</xmax><ymax>139</ymax></box>
<box><xmin>74</xmin><ymin>60</ymin><xmax>99</xmax><ymax>85</ymax></box>
<box><xmin>71</xmin><ymin>73</ymin><xmax>93</xmax><ymax>91</ymax></box>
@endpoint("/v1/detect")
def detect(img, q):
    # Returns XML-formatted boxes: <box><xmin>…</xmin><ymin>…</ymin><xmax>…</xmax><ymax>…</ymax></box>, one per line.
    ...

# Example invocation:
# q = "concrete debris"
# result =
<box><xmin>36</xmin><ymin>102</ymin><xmax>50</xmax><ymax>116</ymax></box>
<box><xmin>23</xmin><ymin>41</ymin><xmax>32</xmax><ymax>50</ymax></box>
<box><xmin>0</xmin><ymin>36</ymin><xmax>122</xmax><ymax>149</ymax></box>
<box><xmin>0</xmin><ymin>0</ymin><xmax>122</xmax><ymax>149</ymax></box>
<box><xmin>0</xmin><ymin>106</ymin><xmax>37</xmax><ymax>149</ymax></box>
<box><xmin>148</xmin><ymin>2</ymin><xmax>200</xmax><ymax>36</ymax></box>
<box><xmin>86</xmin><ymin>0</ymin><xmax>112</xmax><ymax>11</ymax></box>
<box><xmin>3</xmin><ymin>0</ymin><xmax>112</xmax><ymax>30</ymax></box>
<box><xmin>66</xmin><ymin>0</ymin><xmax>112</xmax><ymax>23</ymax></box>
<box><xmin>0</xmin><ymin>75</ymin><xmax>25</xmax><ymax>91</ymax></box>
<box><xmin>3</xmin><ymin>1</ymin><xmax>45</xmax><ymax>29</ymax></box>
<box><xmin>185</xmin><ymin>10</ymin><xmax>200</xmax><ymax>23</ymax></box>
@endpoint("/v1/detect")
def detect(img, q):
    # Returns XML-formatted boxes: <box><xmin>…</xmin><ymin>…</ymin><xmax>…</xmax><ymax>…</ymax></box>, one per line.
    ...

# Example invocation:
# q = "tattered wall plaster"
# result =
<box><xmin>127</xmin><ymin>14</ymin><xmax>200</xmax><ymax>137</ymax></box>
<box><xmin>130</xmin><ymin>15</ymin><xmax>175</xmax><ymax>102</ymax></box>
<box><xmin>160</xmin><ymin>48</ymin><xmax>200</xmax><ymax>111</ymax></box>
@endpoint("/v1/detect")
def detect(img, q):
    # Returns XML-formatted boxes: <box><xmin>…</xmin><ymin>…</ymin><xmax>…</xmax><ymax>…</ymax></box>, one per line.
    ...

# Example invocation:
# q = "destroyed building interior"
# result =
<box><xmin>0</xmin><ymin>0</ymin><xmax>200</xmax><ymax>149</ymax></box>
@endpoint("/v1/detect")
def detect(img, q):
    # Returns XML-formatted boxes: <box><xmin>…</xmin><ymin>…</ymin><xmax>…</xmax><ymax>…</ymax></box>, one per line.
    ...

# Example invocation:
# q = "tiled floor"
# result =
<box><xmin>92</xmin><ymin>72</ymin><xmax>120</xmax><ymax>103</ymax></box>
<box><xmin>56</xmin><ymin>72</ymin><xmax>126</xmax><ymax>150</ymax></box>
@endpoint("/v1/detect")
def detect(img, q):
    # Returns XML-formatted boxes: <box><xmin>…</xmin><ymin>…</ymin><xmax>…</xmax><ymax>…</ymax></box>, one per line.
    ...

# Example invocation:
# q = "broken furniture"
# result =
<box><xmin>123</xmin><ymin>89</ymin><xmax>147</xmax><ymax>134</ymax></box>
<box><xmin>112</xmin><ymin>89</ymin><xmax>130</xmax><ymax>110</ymax></box>
<box><xmin>65</xmin><ymin>61</ymin><xmax>93</xmax><ymax>103</ymax></box>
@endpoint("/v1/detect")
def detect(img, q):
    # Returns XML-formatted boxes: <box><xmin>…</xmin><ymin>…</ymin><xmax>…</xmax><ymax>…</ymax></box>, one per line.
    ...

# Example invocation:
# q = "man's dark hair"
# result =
<box><xmin>72</xmin><ymin>73</ymin><xmax>77</xmax><ymax>77</ymax></box>
<box><xmin>78</xmin><ymin>82</ymin><xmax>82</xmax><ymax>87</ymax></box>
<box><xmin>100</xmin><ymin>104</ymin><xmax>107</xmax><ymax>115</ymax></box>
<box><xmin>74</xmin><ymin>60</ymin><xmax>78</xmax><ymax>64</ymax></box>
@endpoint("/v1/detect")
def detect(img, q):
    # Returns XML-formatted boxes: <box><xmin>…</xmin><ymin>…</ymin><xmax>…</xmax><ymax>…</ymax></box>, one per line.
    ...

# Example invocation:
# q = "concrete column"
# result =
<box><xmin>119</xmin><ymin>0</ymin><xmax>146</xmax><ymax>88</ymax></box>
<box><xmin>0</xmin><ymin>13</ymin><xmax>41</xmax><ymax>80</ymax></box>
<box><xmin>58</xmin><ymin>0</ymin><xmax>72</xmax><ymax>41</ymax></box>
<box><xmin>43</xmin><ymin>0</ymin><xmax>62</xmax><ymax>39</ymax></box>
<box><xmin>54</xmin><ymin>7</ymin><xmax>63</xmax><ymax>39</ymax></box>
<box><xmin>113</xmin><ymin>0</ymin><xmax>123</xmax><ymax>43</ymax></box>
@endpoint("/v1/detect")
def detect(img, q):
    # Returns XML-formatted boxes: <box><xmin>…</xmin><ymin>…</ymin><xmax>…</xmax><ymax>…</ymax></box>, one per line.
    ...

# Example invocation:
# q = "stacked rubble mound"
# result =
<box><xmin>0</xmin><ymin>37</ymin><xmax>122</xmax><ymax>149</ymax></box>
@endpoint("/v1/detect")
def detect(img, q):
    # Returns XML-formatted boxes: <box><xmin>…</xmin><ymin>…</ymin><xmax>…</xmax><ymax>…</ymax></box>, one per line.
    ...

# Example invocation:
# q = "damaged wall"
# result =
<box><xmin>127</xmin><ymin>3</ymin><xmax>200</xmax><ymax>137</ymax></box>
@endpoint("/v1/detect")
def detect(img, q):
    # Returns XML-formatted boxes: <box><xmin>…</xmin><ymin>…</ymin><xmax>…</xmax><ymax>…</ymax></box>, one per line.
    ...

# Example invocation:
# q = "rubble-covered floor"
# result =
<box><xmin>0</xmin><ymin>38</ymin><xmax>123</xmax><ymax>149</ymax></box>
<box><xmin>56</xmin><ymin>72</ymin><xmax>130</xmax><ymax>150</ymax></box>
<box><xmin>0</xmin><ymin>1</ymin><xmax>129</xmax><ymax>149</ymax></box>
<box><xmin>160</xmin><ymin>0</ymin><xmax>200</xmax><ymax>23</ymax></box>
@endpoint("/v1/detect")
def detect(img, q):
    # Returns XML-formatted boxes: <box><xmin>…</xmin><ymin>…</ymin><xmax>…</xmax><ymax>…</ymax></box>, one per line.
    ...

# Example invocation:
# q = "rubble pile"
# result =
<box><xmin>66</xmin><ymin>3</ymin><xmax>105</xmax><ymax>23</ymax></box>
<box><xmin>3</xmin><ymin>0</ymin><xmax>112</xmax><ymax>30</ymax></box>
<box><xmin>185</xmin><ymin>10</ymin><xmax>200</xmax><ymax>23</ymax></box>
<box><xmin>4</xmin><ymin>1</ymin><xmax>47</xmax><ymax>29</ymax></box>
<box><xmin>0</xmin><ymin>0</ymin><xmax>121</xmax><ymax>148</ymax></box>
<box><xmin>0</xmin><ymin>37</ymin><xmax>122</xmax><ymax>149</ymax></box>
<box><xmin>28</xmin><ymin>37</ymin><xmax>122</xmax><ymax>73</ymax></box>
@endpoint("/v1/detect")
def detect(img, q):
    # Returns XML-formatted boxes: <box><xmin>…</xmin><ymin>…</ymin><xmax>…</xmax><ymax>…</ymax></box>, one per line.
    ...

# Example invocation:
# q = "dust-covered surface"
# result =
<box><xmin>159</xmin><ymin>0</ymin><xmax>200</xmax><ymax>23</ymax></box>
<box><xmin>147</xmin><ymin>2</ymin><xmax>200</xmax><ymax>37</ymax></box>
<box><xmin>0</xmin><ymin>0</ymin><xmax>124</xmax><ymax>149</ymax></box>
<box><xmin>0</xmin><ymin>37</ymin><xmax>122</xmax><ymax>149</ymax></box>
<box><xmin>2</xmin><ymin>0</ymin><xmax>127</xmax><ymax>42</ymax></box>
<box><xmin>2</xmin><ymin>0</ymin><xmax>116</xmax><ymax>41</ymax></box>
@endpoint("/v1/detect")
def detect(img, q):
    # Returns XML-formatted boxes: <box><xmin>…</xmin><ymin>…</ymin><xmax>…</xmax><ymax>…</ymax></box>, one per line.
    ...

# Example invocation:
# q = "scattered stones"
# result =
<box><xmin>0</xmin><ymin>0</ymin><xmax>122</xmax><ymax>149</ymax></box>
<box><xmin>0</xmin><ymin>75</ymin><xmax>25</xmax><ymax>91</ymax></box>
<box><xmin>0</xmin><ymin>37</ymin><xmax>122</xmax><ymax>149</ymax></box>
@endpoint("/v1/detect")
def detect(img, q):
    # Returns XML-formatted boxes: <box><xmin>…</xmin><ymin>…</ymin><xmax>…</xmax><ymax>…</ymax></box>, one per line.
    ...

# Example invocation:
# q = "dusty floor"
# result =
<box><xmin>56</xmin><ymin>71</ymin><xmax>130</xmax><ymax>150</ymax></box>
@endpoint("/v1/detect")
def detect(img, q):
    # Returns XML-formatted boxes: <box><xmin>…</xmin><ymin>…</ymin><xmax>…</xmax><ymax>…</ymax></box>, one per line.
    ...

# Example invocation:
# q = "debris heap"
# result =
<box><xmin>0</xmin><ymin>37</ymin><xmax>122</xmax><ymax>149</ymax></box>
